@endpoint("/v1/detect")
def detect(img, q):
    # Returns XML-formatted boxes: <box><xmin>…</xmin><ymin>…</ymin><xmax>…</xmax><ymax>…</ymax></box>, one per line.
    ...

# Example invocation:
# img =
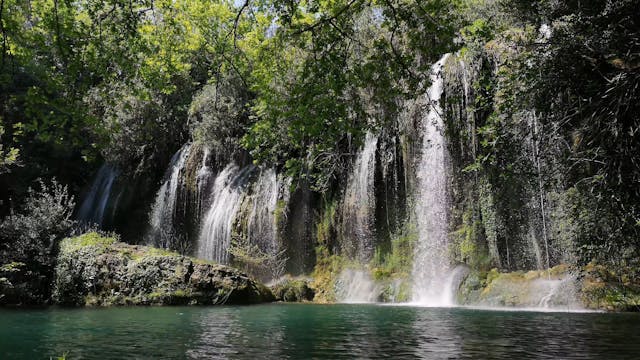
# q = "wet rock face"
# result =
<box><xmin>53</xmin><ymin>233</ymin><xmax>274</xmax><ymax>306</ymax></box>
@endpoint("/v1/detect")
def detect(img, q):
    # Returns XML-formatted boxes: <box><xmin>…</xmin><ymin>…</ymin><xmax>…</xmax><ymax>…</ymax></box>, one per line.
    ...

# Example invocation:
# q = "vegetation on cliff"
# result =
<box><xmin>0</xmin><ymin>0</ymin><xmax>638</xmax><ymax>309</ymax></box>
<box><xmin>54</xmin><ymin>232</ymin><xmax>274</xmax><ymax>306</ymax></box>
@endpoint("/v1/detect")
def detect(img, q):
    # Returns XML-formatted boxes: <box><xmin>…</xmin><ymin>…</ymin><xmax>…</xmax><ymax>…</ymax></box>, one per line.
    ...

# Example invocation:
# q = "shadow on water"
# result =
<box><xmin>0</xmin><ymin>304</ymin><xmax>639</xmax><ymax>359</ymax></box>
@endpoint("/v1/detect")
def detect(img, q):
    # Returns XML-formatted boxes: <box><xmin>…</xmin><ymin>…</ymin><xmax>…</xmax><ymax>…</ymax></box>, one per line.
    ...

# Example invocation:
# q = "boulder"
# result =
<box><xmin>52</xmin><ymin>232</ymin><xmax>274</xmax><ymax>306</ymax></box>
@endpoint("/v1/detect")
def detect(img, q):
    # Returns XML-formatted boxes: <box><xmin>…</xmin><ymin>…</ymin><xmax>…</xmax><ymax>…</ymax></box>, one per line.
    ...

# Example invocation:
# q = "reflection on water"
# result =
<box><xmin>0</xmin><ymin>304</ymin><xmax>639</xmax><ymax>359</ymax></box>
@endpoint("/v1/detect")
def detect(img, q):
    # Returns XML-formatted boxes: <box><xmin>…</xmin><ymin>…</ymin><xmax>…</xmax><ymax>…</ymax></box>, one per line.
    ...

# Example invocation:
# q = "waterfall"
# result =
<box><xmin>247</xmin><ymin>168</ymin><xmax>281</xmax><ymax>255</ymax></box>
<box><xmin>197</xmin><ymin>164</ymin><xmax>253</xmax><ymax>264</ymax></box>
<box><xmin>77</xmin><ymin>164</ymin><xmax>118</xmax><ymax>226</ymax></box>
<box><xmin>335</xmin><ymin>269</ymin><xmax>380</xmax><ymax>303</ymax></box>
<box><xmin>411</xmin><ymin>54</ymin><xmax>453</xmax><ymax>306</ymax></box>
<box><xmin>196</xmin><ymin>147</ymin><xmax>213</xmax><ymax>218</ymax></box>
<box><xmin>342</xmin><ymin>132</ymin><xmax>378</xmax><ymax>260</ymax></box>
<box><xmin>148</xmin><ymin>144</ymin><xmax>192</xmax><ymax>248</ymax></box>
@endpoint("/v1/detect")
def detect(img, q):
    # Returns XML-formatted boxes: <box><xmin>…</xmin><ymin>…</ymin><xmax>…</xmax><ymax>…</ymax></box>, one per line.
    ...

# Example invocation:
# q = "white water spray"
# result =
<box><xmin>197</xmin><ymin>164</ymin><xmax>253</xmax><ymax>264</ymax></box>
<box><xmin>342</xmin><ymin>132</ymin><xmax>379</xmax><ymax>260</ymax></box>
<box><xmin>335</xmin><ymin>269</ymin><xmax>380</xmax><ymax>303</ymax></box>
<box><xmin>411</xmin><ymin>54</ymin><xmax>454</xmax><ymax>306</ymax></box>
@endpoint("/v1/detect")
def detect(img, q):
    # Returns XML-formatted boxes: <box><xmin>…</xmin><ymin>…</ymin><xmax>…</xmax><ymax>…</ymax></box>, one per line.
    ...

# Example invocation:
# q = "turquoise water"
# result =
<box><xmin>0</xmin><ymin>304</ymin><xmax>638</xmax><ymax>359</ymax></box>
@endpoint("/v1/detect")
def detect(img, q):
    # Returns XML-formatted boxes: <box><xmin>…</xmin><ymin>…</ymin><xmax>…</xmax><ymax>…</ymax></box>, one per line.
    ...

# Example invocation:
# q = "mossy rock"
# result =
<box><xmin>580</xmin><ymin>262</ymin><xmax>640</xmax><ymax>312</ymax></box>
<box><xmin>53</xmin><ymin>232</ymin><xmax>274</xmax><ymax>306</ymax></box>
<box><xmin>271</xmin><ymin>278</ymin><xmax>315</xmax><ymax>302</ymax></box>
<box><xmin>457</xmin><ymin>265</ymin><xmax>582</xmax><ymax>308</ymax></box>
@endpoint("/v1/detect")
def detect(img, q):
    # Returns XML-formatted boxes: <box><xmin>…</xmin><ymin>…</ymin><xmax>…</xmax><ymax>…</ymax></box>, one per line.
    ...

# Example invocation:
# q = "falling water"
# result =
<box><xmin>148</xmin><ymin>144</ymin><xmax>192</xmax><ymax>248</ymax></box>
<box><xmin>535</xmin><ymin>275</ymin><xmax>581</xmax><ymax>309</ymax></box>
<box><xmin>77</xmin><ymin>164</ymin><xmax>118</xmax><ymax>226</ymax></box>
<box><xmin>411</xmin><ymin>54</ymin><xmax>453</xmax><ymax>306</ymax></box>
<box><xmin>335</xmin><ymin>269</ymin><xmax>380</xmax><ymax>303</ymax></box>
<box><xmin>197</xmin><ymin>164</ymin><xmax>253</xmax><ymax>264</ymax></box>
<box><xmin>246</xmin><ymin>168</ymin><xmax>281</xmax><ymax>255</ymax></box>
<box><xmin>196</xmin><ymin>147</ymin><xmax>213</xmax><ymax>217</ymax></box>
<box><xmin>342</xmin><ymin>132</ymin><xmax>378</xmax><ymax>260</ymax></box>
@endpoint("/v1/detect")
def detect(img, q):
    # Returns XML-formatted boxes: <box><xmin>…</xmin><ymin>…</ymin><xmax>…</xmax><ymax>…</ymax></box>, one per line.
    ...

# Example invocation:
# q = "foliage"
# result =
<box><xmin>0</xmin><ymin>123</ymin><xmax>19</xmax><ymax>173</ymax></box>
<box><xmin>243</xmin><ymin>0</ymin><xmax>460</xmax><ymax>190</ymax></box>
<box><xmin>189</xmin><ymin>75</ymin><xmax>251</xmax><ymax>164</ymax></box>
<box><xmin>0</xmin><ymin>179</ymin><xmax>75</xmax><ymax>268</ymax></box>
<box><xmin>0</xmin><ymin>179</ymin><xmax>75</xmax><ymax>304</ymax></box>
<box><xmin>310</xmin><ymin>244</ymin><xmax>345</xmax><ymax>303</ymax></box>
<box><xmin>371</xmin><ymin>223</ymin><xmax>416</xmax><ymax>280</ymax></box>
<box><xmin>492</xmin><ymin>0</ymin><xmax>640</xmax><ymax>265</ymax></box>
<box><xmin>0</xmin><ymin>0</ymin><xmax>638</xmax><ymax>290</ymax></box>
<box><xmin>450</xmin><ymin>208</ymin><xmax>492</xmax><ymax>270</ymax></box>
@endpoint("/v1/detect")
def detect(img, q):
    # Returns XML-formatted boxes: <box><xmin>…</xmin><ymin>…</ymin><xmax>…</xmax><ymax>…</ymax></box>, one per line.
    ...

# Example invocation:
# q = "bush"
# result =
<box><xmin>0</xmin><ymin>179</ymin><xmax>75</xmax><ymax>304</ymax></box>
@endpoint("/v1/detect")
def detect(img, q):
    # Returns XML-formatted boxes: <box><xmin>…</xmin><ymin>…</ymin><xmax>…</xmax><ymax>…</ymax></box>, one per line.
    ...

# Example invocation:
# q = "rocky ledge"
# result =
<box><xmin>52</xmin><ymin>232</ymin><xmax>274</xmax><ymax>306</ymax></box>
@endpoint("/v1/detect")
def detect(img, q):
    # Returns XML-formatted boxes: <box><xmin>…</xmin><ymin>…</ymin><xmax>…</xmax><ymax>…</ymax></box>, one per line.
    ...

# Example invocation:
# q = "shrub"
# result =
<box><xmin>0</xmin><ymin>179</ymin><xmax>75</xmax><ymax>304</ymax></box>
<box><xmin>0</xmin><ymin>179</ymin><xmax>75</xmax><ymax>267</ymax></box>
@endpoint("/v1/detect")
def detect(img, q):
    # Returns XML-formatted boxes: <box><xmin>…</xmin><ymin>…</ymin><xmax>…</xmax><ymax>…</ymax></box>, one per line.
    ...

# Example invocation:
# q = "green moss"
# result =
<box><xmin>485</xmin><ymin>268</ymin><xmax>500</xmax><ymax>285</ymax></box>
<box><xmin>581</xmin><ymin>262</ymin><xmax>640</xmax><ymax>311</ymax></box>
<box><xmin>450</xmin><ymin>207</ymin><xmax>492</xmax><ymax>271</ymax></box>
<box><xmin>316</xmin><ymin>199</ymin><xmax>338</xmax><ymax>247</ymax></box>
<box><xmin>274</xmin><ymin>200</ymin><xmax>287</xmax><ymax>227</ymax></box>
<box><xmin>60</xmin><ymin>232</ymin><xmax>117</xmax><ymax>252</ymax></box>
<box><xmin>309</xmin><ymin>199</ymin><xmax>344</xmax><ymax>303</ymax></box>
<box><xmin>371</xmin><ymin>223</ymin><xmax>417</xmax><ymax>281</ymax></box>
<box><xmin>311</xmin><ymin>245</ymin><xmax>345</xmax><ymax>303</ymax></box>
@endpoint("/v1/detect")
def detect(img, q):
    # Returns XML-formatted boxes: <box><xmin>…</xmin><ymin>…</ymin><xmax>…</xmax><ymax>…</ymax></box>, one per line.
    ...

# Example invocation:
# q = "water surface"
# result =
<box><xmin>0</xmin><ymin>304</ymin><xmax>638</xmax><ymax>359</ymax></box>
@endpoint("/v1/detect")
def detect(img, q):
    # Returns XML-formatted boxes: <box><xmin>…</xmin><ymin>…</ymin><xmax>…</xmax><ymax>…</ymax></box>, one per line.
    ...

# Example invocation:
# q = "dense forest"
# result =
<box><xmin>0</xmin><ymin>0</ymin><xmax>639</xmax><ymax>308</ymax></box>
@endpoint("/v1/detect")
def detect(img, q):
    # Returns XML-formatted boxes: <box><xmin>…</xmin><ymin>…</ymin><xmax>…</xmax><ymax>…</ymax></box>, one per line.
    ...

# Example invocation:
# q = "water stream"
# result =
<box><xmin>77</xmin><ymin>164</ymin><xmax>118</xmax><ymax>226</ymax></box>
<box><xmin>411</xmin><ymin>54</ymin><xmax>453</xmax><ymax>306</ymax></box>
<box><xmin>148</xmin><ymin>144</ymin><xmax>192</xmax><ymax>248</ymax></box>
<box><xmin>342</xmin><ymin>132</ymin><xmax>379</xmax><ymax>260</ymax></box>
<box><xmin>197</xmin><ymin>163</ymin><xmax>253</xmax><ymax>264</ymax></box>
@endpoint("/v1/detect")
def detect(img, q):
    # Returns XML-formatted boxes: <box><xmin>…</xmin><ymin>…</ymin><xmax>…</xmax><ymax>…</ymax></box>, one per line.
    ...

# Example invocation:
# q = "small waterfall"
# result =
<box><xmin>148</xmin><ymin>144</ymin><xmax>192</xmax><ymax>248</ymax></box>
<box><xmin>77</xmin><ymin>164</ymin><xmax>118</xmax><ymax>226</ymax></box>
<box><xmin>534</xmin><ymin>274</ymin><xmax>581</xmax><ymax>310</ymax></box>
<box><xmin>247</xmin><ymin>168</ymin><xmax>281</xmax><ymax>255</ymax></box>
<box><xmin>196</xmin><ymin>147</ymin><xmax>213</xmax><ymax>217</ymax></box>
<box><xmin>335</xmin><ymin>269</ymin><xmax>380</xmax><ymax>303</ymax></box>
<box><xmin>342</xmin><ymin>132</ymin><xmax>378</xmax><ymax>260</ymax></box>
<box><xmin>197</xmin><ymin>164</ymin><xmax>253</xmax><ymax>264</ymax></box>
<box><xmin>411</xmin><ymin>54</ymin><xmax>453</xmax><ymax>306</ymax></box>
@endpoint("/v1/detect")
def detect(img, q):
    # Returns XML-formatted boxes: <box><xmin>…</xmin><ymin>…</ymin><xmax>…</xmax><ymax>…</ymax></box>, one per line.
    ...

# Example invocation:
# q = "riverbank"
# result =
<box><xmin>2</xmin><ymin>232</ymin><xmax>639</xmax><ymax>311</ymax></box>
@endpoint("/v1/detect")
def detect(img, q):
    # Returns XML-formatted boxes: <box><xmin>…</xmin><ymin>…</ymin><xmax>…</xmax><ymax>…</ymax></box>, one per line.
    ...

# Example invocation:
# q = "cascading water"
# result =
<box><xmin>197</xmin><ymin>164</ymin><xmax>254</xmax><ymax>264</ymax></box>
<box><xmin>335</xmin><ymin>269</ymin><xmax>380</xmax><ymax>303</ymax></box>
<box><xmin>246</xmin><ymin>168</ymin><xmax>281</xmax><ymax>256</ymax></box>
<box><xmin>77</xmin><ymin>164</ymin><xmax>118</xmax><ymax>226</ymax></box>
<box><xmin>196</xmin><ymin>147</ymin><xmax>213</xmax><ymax>217</ymax></box>
<box><xmin>342</xmin><ymin>132</ymin><xmax>378</xmax><ymax>260</ymax></box>
<box><xmin>411</xmin><ymin>54</ymin><xmax>454</xmax><ymax>306</ymax></box>
<box><xmin>148</xmin><ymin>144</ymin><xmax>192</xmax><ymax>248</ymax></box>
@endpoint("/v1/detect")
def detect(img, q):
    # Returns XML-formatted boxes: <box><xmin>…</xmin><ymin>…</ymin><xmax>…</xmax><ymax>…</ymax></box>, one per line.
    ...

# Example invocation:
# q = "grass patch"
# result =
<box><xmin>60</xmin><ymin>232</ymin><xmax>118</xmax><ymax>252</ymax></box>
